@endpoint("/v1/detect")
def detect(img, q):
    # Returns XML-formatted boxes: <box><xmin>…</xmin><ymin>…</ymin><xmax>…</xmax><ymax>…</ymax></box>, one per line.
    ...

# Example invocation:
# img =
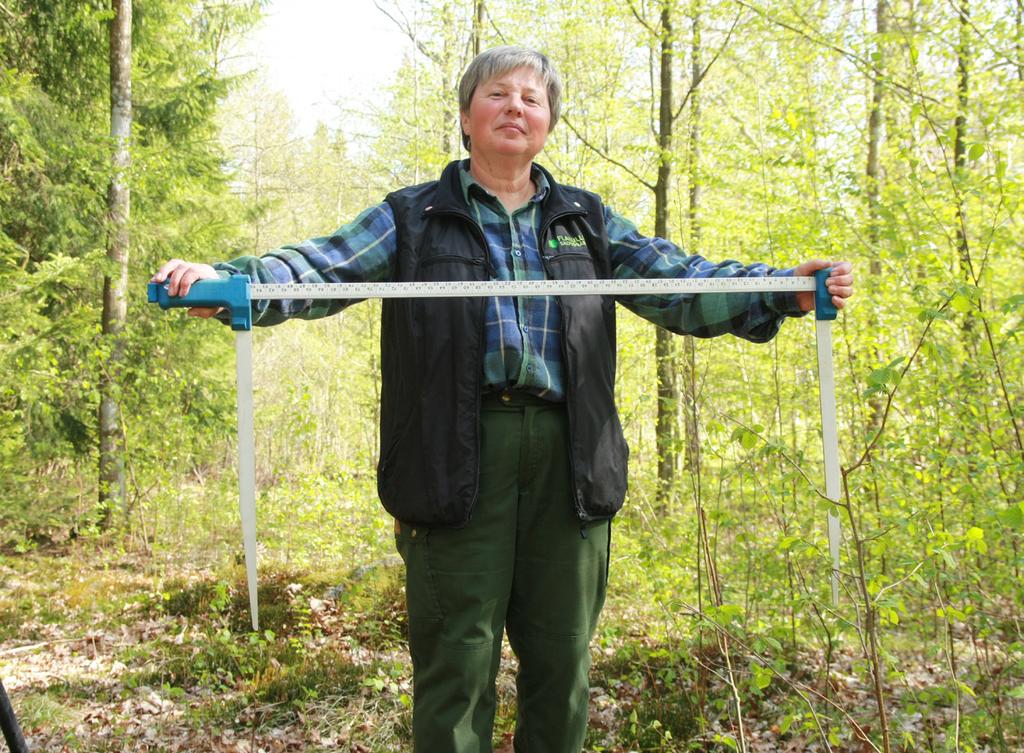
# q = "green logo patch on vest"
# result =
<box><xmin>549</xmin><ymin>233</ymin><xmax>586</xmax><ymax>249</ymax></box>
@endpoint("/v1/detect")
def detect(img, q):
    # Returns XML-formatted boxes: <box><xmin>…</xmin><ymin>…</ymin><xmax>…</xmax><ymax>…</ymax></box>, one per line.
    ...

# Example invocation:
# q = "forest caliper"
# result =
<box><xmin>148</xmin><ymin>271</ymin><xmax>843</xmax><ymax>629</ymax></box>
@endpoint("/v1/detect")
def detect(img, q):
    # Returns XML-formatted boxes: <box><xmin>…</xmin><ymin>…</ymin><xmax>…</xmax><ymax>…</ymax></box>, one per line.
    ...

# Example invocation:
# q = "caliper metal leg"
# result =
<box><xmin>236</xmin><ymin>329</ymin><xmax>259</xmax><ymax>630</ymax></box>
<box><xmin>816</xmin><ymin>319</ymin><xmax>842</xmax><ymax>607</ymax></box>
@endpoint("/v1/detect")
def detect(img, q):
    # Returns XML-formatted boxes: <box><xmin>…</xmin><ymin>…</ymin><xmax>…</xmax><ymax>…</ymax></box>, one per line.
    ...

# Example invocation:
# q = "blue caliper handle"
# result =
<box><xmin>814</xmin><ymin>268</ymin><xmax>838</xmax><ymax>321</ymax></box>
<box><xmin>147</xmin><ymin>275</ymin><xmax>253</xmax><ymax>331</ymax></box>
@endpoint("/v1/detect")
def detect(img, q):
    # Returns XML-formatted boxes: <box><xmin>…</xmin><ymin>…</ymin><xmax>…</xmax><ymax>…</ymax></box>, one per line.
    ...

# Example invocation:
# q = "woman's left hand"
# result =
<box><xmin>794</xmin><ymin>259</ymin><xmax>854</xmax><ymax>313</ymax></box>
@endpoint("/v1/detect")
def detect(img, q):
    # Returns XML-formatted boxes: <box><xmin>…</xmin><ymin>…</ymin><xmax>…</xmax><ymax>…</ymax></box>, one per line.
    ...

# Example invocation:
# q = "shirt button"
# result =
<box><xmin>522</xmin><ymin>325</ymin><xmax>529</xmax><ymax>332</ymax></box>
<box><xmin>513</xmin><ymin>250</ymin><xmax>522</xmax><ymax>257</ymax></box>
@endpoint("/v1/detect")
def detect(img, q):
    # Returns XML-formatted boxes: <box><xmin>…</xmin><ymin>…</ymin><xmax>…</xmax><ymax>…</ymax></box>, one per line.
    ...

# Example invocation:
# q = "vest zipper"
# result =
<box><xmin>430</xmin><ymin>204</ymin><xmax>593</xmax><ymax>522</ymax></box>
<box><xmin>542</xmin><ymin>252</ymin><xmax>592</xmax><ymax>263</ymax></box>
<box><xmin>425</xmin><ymin>208</ymin><xmax>497</xmax><ymax>278</ymax></box>
<box><xmin>539</xmin><ymin>208</ymin><xmax>591</xmax><ymax>523</ymax></box>
<box><xmin>419</xmin><ymin>254</ymin><xmax>485</xmax><ymax>267</ymax></box>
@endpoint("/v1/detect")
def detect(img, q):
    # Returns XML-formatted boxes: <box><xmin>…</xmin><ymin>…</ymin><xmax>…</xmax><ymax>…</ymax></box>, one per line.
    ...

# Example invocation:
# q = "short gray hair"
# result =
<box><xmin>458</xmin><ymin>45</ymin><xmax>563</xmax><ymax>151</ymax></box>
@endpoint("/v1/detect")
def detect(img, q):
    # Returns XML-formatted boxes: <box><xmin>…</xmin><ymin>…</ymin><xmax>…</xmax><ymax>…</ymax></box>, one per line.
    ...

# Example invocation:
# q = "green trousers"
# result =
<box><xmin>394</xmin><ymin>392</ymin><xmax>610</xmax><ymax>753</ymax></box>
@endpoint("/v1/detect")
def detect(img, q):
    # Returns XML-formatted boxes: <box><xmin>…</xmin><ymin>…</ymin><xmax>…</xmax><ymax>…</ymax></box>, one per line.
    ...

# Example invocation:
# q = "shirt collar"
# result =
<box><xmin>458</xmin><ymin>159</ymin><xmax>550</xmax><ymax>208</ymax></box>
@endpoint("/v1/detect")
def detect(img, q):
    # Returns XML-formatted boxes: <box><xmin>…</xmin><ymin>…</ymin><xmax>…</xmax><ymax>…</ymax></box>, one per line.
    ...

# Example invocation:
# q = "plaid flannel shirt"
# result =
<box><xmin>215</xmin><ymin>161</ymin><xmax>804</xmax><ymax>401</ymax></box>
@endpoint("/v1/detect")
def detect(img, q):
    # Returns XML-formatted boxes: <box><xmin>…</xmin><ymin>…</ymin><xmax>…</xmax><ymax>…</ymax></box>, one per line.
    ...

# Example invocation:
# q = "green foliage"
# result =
<box><xmin>1</xmin><ymin>0</ymin><xmax>1023</xmax><ymax>747</ymax></box>
<box><xmin>0</xmin><ymin>0</ymin><xmax>260</xmax><ymax>546</ymax></box>
<box><xmin>589</xmin><ymin>642</ymin><xmax>700</xmax><ymax>750</ymax></box>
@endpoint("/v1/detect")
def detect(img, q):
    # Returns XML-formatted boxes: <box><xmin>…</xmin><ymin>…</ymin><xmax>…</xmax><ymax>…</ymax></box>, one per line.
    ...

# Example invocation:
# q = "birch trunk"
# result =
<box><xmin>654</xmin><ymin>0</ymin><xmax>679</xmax><ymax>508</ymax></box>
<box><xmin>98</xmin><ymin>0</ymin><xmax>132</xmax><ymax>528</ymax></box>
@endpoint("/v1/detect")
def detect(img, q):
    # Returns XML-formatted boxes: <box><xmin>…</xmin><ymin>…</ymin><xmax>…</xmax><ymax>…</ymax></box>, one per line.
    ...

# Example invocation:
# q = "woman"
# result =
<box><xmin>154</xmin><ymin>45</ymin><xmax>853</xmax><ymax>753</ymax></box>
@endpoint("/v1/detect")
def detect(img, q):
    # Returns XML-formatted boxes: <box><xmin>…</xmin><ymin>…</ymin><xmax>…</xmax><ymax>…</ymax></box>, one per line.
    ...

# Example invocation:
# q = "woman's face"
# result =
<box><xmin>460</xmin><ymin>66</ymin><xmax>551</xmax><ymax>163</ymax></box>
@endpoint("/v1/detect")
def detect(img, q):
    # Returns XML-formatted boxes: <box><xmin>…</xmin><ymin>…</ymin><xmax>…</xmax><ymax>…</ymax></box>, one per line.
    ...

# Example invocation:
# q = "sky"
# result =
<box><xmin>239</xmin><ymin>0</ymin><xmax>411</xmax><ymax>136</ymax></box>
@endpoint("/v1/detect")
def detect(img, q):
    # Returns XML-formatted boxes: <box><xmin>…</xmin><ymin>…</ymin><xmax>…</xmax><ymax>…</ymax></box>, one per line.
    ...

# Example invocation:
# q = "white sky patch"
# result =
<box><xmin>238</xmin><ymin>0</ymin><xmax>410</xmax><ymax>137</ymax></box>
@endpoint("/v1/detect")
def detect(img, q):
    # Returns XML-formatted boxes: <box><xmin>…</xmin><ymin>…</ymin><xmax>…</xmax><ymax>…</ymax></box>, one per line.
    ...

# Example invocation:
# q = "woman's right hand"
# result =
<box><xmin>151</xmin><ymin>259</ymin><xmax>223</xmax><ymax>318</ymax></box>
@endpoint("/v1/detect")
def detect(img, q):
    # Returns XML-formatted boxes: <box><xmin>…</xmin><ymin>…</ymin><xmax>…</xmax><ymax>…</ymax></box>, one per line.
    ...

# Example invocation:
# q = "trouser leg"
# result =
<box><xmin>394</xmin><ymin>403</ymin><xmax>522</xmax><ymax>753</ymax></box>
<box><xmin>506</xmin><ymin>402</ymin><xmax>610</xmax><ymax>753</ymax></box>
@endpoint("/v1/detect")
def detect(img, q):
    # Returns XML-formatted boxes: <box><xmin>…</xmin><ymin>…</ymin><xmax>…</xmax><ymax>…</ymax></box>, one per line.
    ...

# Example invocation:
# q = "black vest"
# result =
<box><xmin>378</xmin><ymin>161</ymin><xmax>628</xmax><ymax>527</ymax></box>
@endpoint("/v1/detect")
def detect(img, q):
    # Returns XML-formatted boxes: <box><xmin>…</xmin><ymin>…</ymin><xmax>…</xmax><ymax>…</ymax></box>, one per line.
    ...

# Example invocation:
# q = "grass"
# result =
<box><xmin>331</xmin><ymin>559</ymin><xmax>407</xmax><ymax>650</ymax></box>
<box><xmin>0</xmin><ymin>549</ymin><xmax>415</xmax><ymax>751</ymax></box>
<box><xmin>588</xmin><ymin>641</ymin><xmax>701</xmax><ymax>752</ymax></box>
<box><xmin>0</xmin><ymin>544</ymin><xmax>786</xmax><ymax>752</ymax></box>
<box><xmin>12</xmin><ymin>689</ymin><xmax>82</xmax><ymax>731</ymax></box>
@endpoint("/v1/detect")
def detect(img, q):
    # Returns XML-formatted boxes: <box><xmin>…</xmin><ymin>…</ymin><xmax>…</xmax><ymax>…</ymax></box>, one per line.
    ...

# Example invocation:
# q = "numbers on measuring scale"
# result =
<box><xmin>249</xmin><ymin>275</ymin><xmax>816</xmax><ymax>301</ymax></box>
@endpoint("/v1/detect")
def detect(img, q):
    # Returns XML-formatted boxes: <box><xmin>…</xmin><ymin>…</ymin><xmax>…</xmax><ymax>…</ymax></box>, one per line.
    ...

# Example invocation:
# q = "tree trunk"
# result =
<box><xmin>1016</xmin><ymin>0</ymin><xmax>1023</xmax><ymax>82</ymax></box>
<box><xmin>865</xmin><ymin>0</ymin><xmax>885</xmax><ymax>240</ymax></box>
<box><xmin>953</xmin><ymin>0</ymin><xmax>971</xmax><ymax>291</ymax></box>
<box><xmin>866</xmin><ymin>0</ymin><xmax>887</xmax><ymax>431</ymax></box>
<box><xmin>252</xmin><ymin>105</ymin><xmax>263</xmax><ymax>252</ymax></box>
<box><xmin>472</xmin><ymin>0</ymin><xmax>485</xmax><ymax>57</ymax></box>
<box><xmin>654</xmin><ymin>0</ymin><xmax>679</xmax><ymax>508</ymax></box>
<box><xmin>98</xmin><ymin>0</ymin><xmax>132</xmax><ymax>528</ymax></box>
<box><xmin>682</xmin><ymin>0</ymin><xmax>702</xmax><ymax>481</ymax></box>
<box><xmin>440</xmin><ymin>0</ymin><xmax>454</xmax><ymax>159</ymax></box>
<box><xmin>686</xmin><ymin>0</ymin><xmax>709</xmax><ymax>724</ymax></box>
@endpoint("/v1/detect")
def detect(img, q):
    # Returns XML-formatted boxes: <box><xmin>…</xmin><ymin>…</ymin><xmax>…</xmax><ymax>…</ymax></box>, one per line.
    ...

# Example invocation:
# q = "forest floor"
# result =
<box><xmin>0</xmin><ymin>541</ymin><xmax>1018</xmax><ymax>752</ymax></box>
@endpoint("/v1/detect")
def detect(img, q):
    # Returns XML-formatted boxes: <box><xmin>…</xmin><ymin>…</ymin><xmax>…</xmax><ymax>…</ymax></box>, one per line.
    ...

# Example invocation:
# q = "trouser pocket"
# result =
<box><xmin>394</xmin><ymin>522</ymin><xmax>444</xmax><ymax>629</ymax></box>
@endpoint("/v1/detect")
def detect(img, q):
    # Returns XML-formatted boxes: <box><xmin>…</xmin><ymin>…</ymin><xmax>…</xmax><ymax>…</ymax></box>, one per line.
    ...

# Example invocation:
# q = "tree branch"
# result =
<box><xmin>559</xmin><ymin>114</ymin><xmax>656</xmax><ymax>191</ymax></box>
<box><xmin>845</xmin><ymin>297</ymin><xmax>950</xmax><ymax>477</ymax></box>
<box><xmin>628</xmin><ymin>0</ymin><xmax>655</xmax><ymax>36</ymax></box>
<box><xmin>732</xmin><ymin>0</ymin><xmax>941</xmax><ymax>106</ymax></box>
<box><xmin>672</xmin><ymin>9</ymin><xmax>743</xmax><ymax>122</ymax></box>
<box><xmin>373</xmin><ymin>1</ymin><xmax>439</xmax><ymax>65</ymax></box>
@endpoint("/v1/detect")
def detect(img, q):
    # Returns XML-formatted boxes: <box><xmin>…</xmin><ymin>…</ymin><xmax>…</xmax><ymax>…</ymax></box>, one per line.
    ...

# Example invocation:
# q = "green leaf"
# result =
<box><xmin>967</xmin><ymin>143</ymin><xmax>984</xmax><ymax>160</ymax></box>
<box><xmin>715</xmin><ymin>734</ymin><xmax>739</xmax><ymax>751</ymax></box>
<box><xmin>779</xmin><ymin>535</ymin><xmax>801</xmax><ymax>551</ymax></box>
<box><xmin>867</xmin><ymin>367</ymin><xmax>892</xmax><ymax>387</ymax></box>
<box><xmin>713</xmin><ymin>603</ymin><xmax>745</xmax><ymax>623</ymax></box>
<box><xmin>731</xmin><ymin>427</ymin><xmax>758</xmax><ymax>450</ymax></box>
<box><xmin>964</xmin><ymin>527</ymin><xmax>987</xmax><ymax>553</ymax></box>
<box><xmin>998</xmin><ymin>504</ymin><xmax>1024</xmax><ymax>530</ymax></box>
<box><xmin>751</xmin><ymin>663</ymin><xmax>772</xmax><ymax>690</ymax></box>
<box><xmin>957</xmin><ymin>681</ymin><xmax>976</xmax><ymax>698</ymax></box>
<box><xmin>779</xmin><ymin>714</ymin><xmax>795</xmax><ymax>735</ymax></box>
<box><xmin>950</xmin><ymin>293</ymin><xmax>973</xmax><ymax>314</ymax></box>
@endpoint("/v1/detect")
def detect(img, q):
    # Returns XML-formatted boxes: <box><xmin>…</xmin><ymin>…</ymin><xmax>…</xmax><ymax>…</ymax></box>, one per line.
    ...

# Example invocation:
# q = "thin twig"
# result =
<box><xmin>672</xmin><ymin>10</ymin><xmax>743</xmax><ymax>122</ymax></box>
<box><xmin>373</xmin><ymin>1</ymin><xmax>439</xmax><ymax>65</ymax></box>
<box><xmin>732</xmin><ymin>0</ymin><xmax>941</xmax><ymax>106</ymax></box>
<box><xmin>667</xmin><ymin>600</ymin><xmax>884</xmax><ymax>751</ymax></box>
<box><xmin>559</xmin><ymin>114</ymin><xmax>656</xmax><ymax>190</ymax></box>
<box><xmin>0</xmin><ymin>636</ymin><xmax>110</xmax><ymax>656</ymax></box>
<box><xmin>845</xmin><ymin>296</ymin><xmax>951</xmax><ymax>475</ymax></box>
